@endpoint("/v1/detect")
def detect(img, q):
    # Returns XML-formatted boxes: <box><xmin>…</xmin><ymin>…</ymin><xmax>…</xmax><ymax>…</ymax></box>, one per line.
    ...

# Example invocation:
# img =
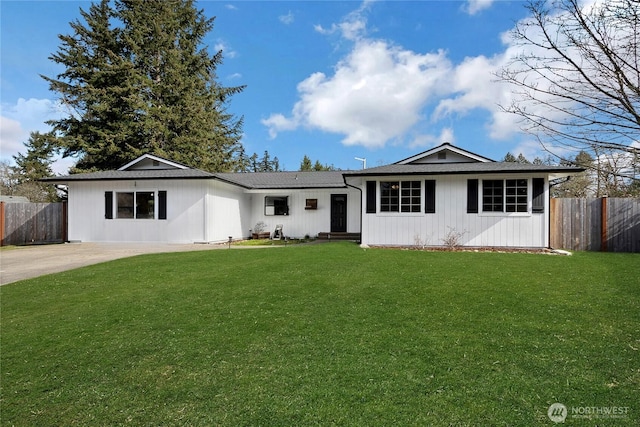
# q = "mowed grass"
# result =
<box><xmin>1</xmin><ymin>243</ymin><xmax>638</xmax><ymax>426</ymax></box>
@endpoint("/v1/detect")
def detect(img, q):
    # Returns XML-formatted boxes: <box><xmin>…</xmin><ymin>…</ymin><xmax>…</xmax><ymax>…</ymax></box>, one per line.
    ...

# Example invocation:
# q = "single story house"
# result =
<box><xmin>44</xmin><ymin>143</ymin><xmax>582</xmax><ymax>248</ymax></box>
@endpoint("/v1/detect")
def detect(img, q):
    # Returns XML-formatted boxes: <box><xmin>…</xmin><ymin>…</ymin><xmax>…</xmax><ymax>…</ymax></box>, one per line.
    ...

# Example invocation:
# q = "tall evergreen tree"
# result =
<box><xmin>43</xmin><ymin>0</ymin><xmax>244</xmax><ymax>172</ymax></box>
<box><xmin>502</xmin><ymin>152</ymin><xmax>517</xmax><ymax>162</ymax></box>
<box><xmin>259</xmin><ymin>150</ymin><xmax>272</xmax><ymax>172</ymax></box>
<box><xmin>10</xmin><ymin>132</ymin><xmax>59</xmax><ymax>202</ymax></box>
<box><xmin>300</xmin><ymin>155</ymin><xmax>312</xmax><ymax>171</ymax></box>
<box><xmin>516</xmin><ymin>153</ymin><xmax>531</xmax><ymax>164</ymax></box>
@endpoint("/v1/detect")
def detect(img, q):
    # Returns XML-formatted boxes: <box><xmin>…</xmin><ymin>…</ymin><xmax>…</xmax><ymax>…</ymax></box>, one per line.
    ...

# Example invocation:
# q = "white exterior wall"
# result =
<box><xmin>358</xmin><ymin>174</ymin><xmax>550</xmax><ymax>248</ymax></box>
<box><xmin>207</xmin><ymin>180</ymin><xmax>251</xmax><ymax>242</ymax></box>
<box><xmin>67</xmin><ymin>179</ymin><xmax>249</xmax><ymax>243</ymax></box>
<box><xmin>247</xmin><ymin>188</ymin><xmax>361</xmax><ymax>238</ymax></box>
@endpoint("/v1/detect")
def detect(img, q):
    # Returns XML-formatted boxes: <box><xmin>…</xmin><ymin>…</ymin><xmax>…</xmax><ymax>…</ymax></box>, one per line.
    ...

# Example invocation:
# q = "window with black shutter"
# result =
<box><xmin>467</xmin><ymin>179</ymin><xmax>478</xmax><ymax>213</ymax></box>
<box><xmin>105</xmin><ymin>191</ymin><xmax>113</xmax><ymax>219</ymax></box>
<box><xmin>425</xmin><ymin>180</ymin><xmax>436</xmax><ymax>214</ymax></box>
<box><xmin>532</xmin><ymin>178</ymin><xmax>544</xmax><ymax>213</ymax></box>
<box><xmin>366</xmin><ymin>181</ymin><xmax>376</xmax><ymax>213</ymax></box>
<box><xmin>158</xmin><ymin>191</ymin><xmax>167</xmax><ymax>220</ymax></box>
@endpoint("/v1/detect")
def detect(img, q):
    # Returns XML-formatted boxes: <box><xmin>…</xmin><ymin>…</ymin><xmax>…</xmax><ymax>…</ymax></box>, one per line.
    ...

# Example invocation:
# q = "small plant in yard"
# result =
<box><xmin>441</xmin><ymin>226</ymin><xmax>466</xmax><ymax>249</ymax></box>
<box><xmin>253</xmin><ymin>221</ymin><xmax>267</xmax><ymax>233</ymax></box>
<box><xmin>251</xmin><ymin>221</ymin><xmax>270</xmax><ymax>239</ymax></box>
<box><xmin>413</xmin><ymin>233</ymin><xmax>430</xmax><ymax>249</ymax></box>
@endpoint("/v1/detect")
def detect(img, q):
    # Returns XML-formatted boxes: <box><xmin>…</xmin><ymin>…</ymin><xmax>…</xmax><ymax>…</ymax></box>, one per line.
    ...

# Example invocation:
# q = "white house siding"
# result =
<box><xmin>207</xmin><ymin>180</ymin><xmax>251</xmax><ymax>243</ymax></box>
<box><xmin>67</xmin><ymin>179</ymin><xmax>211</xmax><ymax>243</ymax></box>
<box><xmin>359</xmin><ymin>174</ymin><xmax>549</xmax><ymax>248</ymax></box>
<box><xmin>247</xmin><ymin>188</ymin><xmax>360</xmax><ymax>238</ymax></box>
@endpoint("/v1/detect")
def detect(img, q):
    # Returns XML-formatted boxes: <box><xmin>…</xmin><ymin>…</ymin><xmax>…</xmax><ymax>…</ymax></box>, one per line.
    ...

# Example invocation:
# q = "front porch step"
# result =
<box><xmin>317</xmin><ymin>232</ymin><xmax>361</xmax><ymax>241</ymax></box>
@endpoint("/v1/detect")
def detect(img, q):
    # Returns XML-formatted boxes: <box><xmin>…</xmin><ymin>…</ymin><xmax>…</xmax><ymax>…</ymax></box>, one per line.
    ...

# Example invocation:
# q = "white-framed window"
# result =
<box><xmin>106</xmin><ymin>191</ymin><xmax>166</xmax><ymax>220</ymax></box>
<box><xmin>116</xmin><ymin>191</ymin><xmax>154</xmax><ymax>219</ymax></box>
<box><xmin>380</xmin><ymin>181</ymin><xmax>421</xmax><ymax>213</ymax></box>
<box><xmin>482</xmin><ymin>179</ymin><xmax>528</xmax><ymax>213</ymax></box>
<box><xmin>265</xmin><ymin>196</ymin><xmax>289</xmax><ymax>216</ymax></box>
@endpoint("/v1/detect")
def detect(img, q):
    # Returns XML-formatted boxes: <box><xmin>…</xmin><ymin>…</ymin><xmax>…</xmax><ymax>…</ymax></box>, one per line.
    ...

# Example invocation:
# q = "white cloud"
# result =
<box><xmin>225</xmin><ymin>4</ymin><xmax>237</xmax><ymax>11</ymax></box>
<box><xmin>265</xmin><ymin>0</ymin><xmax>612</xmax><ymax>152</ymax></box>
<box><xmin>0</xmin><ymin>97</ymin><xmax>71</xmax><ymax>174</ymax></box>
<box><xmin>263</xmin><ymin>39</ymin><xmax>452</xmax><ymax>148</ymax></box>
<box><xmin>214</xmin><ymin>40</ymin><xmax>237</xmax><ymax>59</ymax></box>
<box><xmin>279</xmin><ymin>11</ymin><xmax>294</xmax><ymax>25</ymax></box>
<box><xmin>464</xmin><ymin>0</ymin><xmax>495</xmax><ymax>15</ymax></box>
<box><xmin>1</xmin><ymin>98</ymin><xmax>65</xmax><ymax>159</ymax></box>
<box><xmin>262</xmin><ymin>113</ymin><xmax>297</xmax><ymax>139</ymax></box>
<box><xmin>0</xmin><ymin>116</ymin><xmax>25</xmax><ymax>159</ymax></box>
<box><xmin>409</xmin><ymin>127</ymin><xmax>455</xmax><ymax>149</ymax></box>
<box><xmin>314</xmin><ymin>0</ymin><xmax>371</xmax><ymax>41</ymax></box>
<box><xmin>433</xmin><ymin>53</ymin><xmax>521</xmax><ymax>140</ymax></box>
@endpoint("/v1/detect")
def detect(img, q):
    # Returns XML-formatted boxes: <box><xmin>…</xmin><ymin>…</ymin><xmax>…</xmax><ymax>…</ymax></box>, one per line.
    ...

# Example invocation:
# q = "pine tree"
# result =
<box><xmin>516</xmin><ymin>153</ymin><xmax>531</xmax><ymax>164</ymax></box>
<box><xmin>260</xmin><ymin>150</ymin><xmax>272</xmax><ymax>172</ymax></box>
<box><xmin>300</xmin><ymin>155</ymin><xmax>312</xmax><ymax>171</ymax></box>
<box><xmin>233</xmin><ymin>146</ymin><xmax>251</xmax><ymax>172</ymax></box>
<box><xmin>44</xmin><ymin>0</ymin><xmax>244</xmax><ymax>173</ymax></box>
<box><xmin>249</xmin><ymin>153</ymin><xmax>259</xmax><ymax>172</ymax></box>
<box><xmin>502</xmin><ymin>152</ymin><xmax>517</xmax><ymax>162</ymax></box>
<box><xmin>11</xmin><ymin>132</ymin><xmax>59</xmax><ymax>202</ymax></box>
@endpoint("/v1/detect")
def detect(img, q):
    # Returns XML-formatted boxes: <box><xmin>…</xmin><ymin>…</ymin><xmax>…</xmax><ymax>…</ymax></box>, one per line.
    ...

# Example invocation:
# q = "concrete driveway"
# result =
<box><xmin>0</xmin><ymin>242</ymin><xmax>233</xmax><ymax>285</ymax></box>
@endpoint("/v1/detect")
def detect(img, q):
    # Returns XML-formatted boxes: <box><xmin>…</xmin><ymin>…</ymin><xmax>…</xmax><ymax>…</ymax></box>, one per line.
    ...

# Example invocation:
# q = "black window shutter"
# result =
<box><xmin>532</xmin><ymin>178</ymin><xmax>544</xmax><ymax>213</ymax></box>
<box><xmin>366</xmin><ymin>181</ymin><xmax>376</xmax><ymax>213</ymax></box>
<box><xmin>158</xmin><ymin>191</ymin><xmax>167</xmax><ymax>220</ymax></box>
<box><xmin>105</xmin><ymin>191</ymin><xmax>113</xmax><ymax>219</ymax></box>
<box><xmin>425</xmin><ymin>180</ymin><xmax>436</xmax><ymax>214</ymax></box>
<box><xmin>467</xmin><ymin>179</ymin><xmax>478</xmax><ymax>213</ymax></box>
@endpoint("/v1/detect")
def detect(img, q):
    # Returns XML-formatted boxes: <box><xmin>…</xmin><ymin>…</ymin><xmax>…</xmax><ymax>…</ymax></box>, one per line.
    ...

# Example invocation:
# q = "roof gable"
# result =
<box><xmin>118</xmin><ymin>154</ymin><xmax>190</xmax><ymax>171</ymax></box>
<box><xmin>396</xmin><ymin>143</ymin><xmax>494</xmax><ymax>165</ymax></box>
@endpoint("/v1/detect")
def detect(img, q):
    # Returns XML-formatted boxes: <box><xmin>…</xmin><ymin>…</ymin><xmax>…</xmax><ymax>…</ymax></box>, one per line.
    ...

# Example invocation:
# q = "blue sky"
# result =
<box><xmin>1</xmin><ymin>0</ymin><xmax>547</xmax><ymax>173</ymax></box>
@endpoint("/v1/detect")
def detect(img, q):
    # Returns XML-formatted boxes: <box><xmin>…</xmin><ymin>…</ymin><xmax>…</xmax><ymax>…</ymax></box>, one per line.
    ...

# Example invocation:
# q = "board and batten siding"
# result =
<box><xmin>207</xmin><ymin>180</ymin><xmax>251</xmax><ymax>242</ymax></box>
<box><xmin>247</xmin><ymin>189</ymin><xmax>360</xmax><ymax>238</ymax></box>
<box><xmin>359</xmin><ymin>174</ymin><xmax>549</xmax><ymax>248</ymax></box>
<box><xmin>68</xmin><ymin>179</ymin><xmax>249</xmax><ymax>243</ymax></box>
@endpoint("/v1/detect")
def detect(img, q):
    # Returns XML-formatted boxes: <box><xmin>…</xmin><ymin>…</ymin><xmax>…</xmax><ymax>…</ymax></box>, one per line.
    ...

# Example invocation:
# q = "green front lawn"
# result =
<box><xmin>1</xmin><ymin>243</ymin><xmax>638</xmax><ymax>425</ymax></box>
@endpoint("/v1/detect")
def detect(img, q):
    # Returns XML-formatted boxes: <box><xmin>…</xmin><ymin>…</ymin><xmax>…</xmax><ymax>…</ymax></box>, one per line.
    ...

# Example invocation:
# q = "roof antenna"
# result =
<box><xmin>354</xmin><ymin>157</ymin><xmax>366</xmax><ymax>169</ymax></box>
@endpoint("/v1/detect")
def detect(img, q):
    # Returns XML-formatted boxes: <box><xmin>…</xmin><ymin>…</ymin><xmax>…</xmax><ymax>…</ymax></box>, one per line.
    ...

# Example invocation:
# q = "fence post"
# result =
<box><xmin>62</xmin><ymin>201</ymin><xmax>68</xmax><ymax>242</ymax></box>
<box><xmin>600</xmin><ymin>196</ymin><xmax>608</xmax><ymax>252</ymax></box>
<box><xmin>0</xmin><ymin>202</ymin><xmax>4</xmax><ymax>246</ymax></box>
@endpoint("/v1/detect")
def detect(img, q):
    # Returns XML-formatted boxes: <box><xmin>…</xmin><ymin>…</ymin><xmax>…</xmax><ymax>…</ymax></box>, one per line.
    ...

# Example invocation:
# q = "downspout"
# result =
<box><xmin>343</xmin><ymin>175</ymin><xmax>363</xmax><ymax>244</ymax></box>
<box><xmin>547</xmin><ymin>178</ymin><xmax>551</xmax><ymax>249</ymax></box>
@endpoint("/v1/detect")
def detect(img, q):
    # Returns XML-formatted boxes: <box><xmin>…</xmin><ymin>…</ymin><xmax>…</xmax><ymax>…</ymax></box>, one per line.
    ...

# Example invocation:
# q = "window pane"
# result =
<box><xmin>482</xmin><ymin>180</ymin><xmax>503</xmax><ymax>212</ymax></box>
<box><xmin>265</xmin><ymin>196</ymin><xmax>288</xmax><ymax>215</ymax></box>
<box><xmin>380</xmin><ymin>182</ymin><xmax>399</xmax><ymax>212</ymax></box>
<box><xmin>136</xmin><ymin>192</ymin><xmax>155</xmax><ymax>219</ymax></box>
<box><xmin>116</xmin><ymin>192</ymin><xmax>134</xmax><ymax>218</ymax></box>
<box><xmin>505</xmin><ymin>179</ymin><xmax>528</xmax><ymax>213</ymax></box>
<box><xmin>400</xmin><ymin>181</ymin><xmax>421</xmax><ymax>213</ymax></box>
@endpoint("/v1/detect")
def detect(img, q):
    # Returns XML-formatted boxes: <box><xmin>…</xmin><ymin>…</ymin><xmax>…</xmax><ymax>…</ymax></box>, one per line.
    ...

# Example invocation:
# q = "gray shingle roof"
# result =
<box><xmin>43</xmin><ymin>169</ymin><xmax>350</xmax><ymax>189</ymax></box>
<box><xmin>214</xmin><ymin>171</ymin><xmax>348</xmax><ymax>189</ymax></box>
<box><xmin>343</xmin><ymin>162</ymin><xmax>584</xmax><ymax>176</ymax></box>
<box><xmin>42</xmin><ymin>169</ymin><xmax>214</xmax><ymax>182</ymax></box>
<box><xmin>42</xmin><ymin>161</ymin><xmax>583</xmax><ymax>188</ymax></box>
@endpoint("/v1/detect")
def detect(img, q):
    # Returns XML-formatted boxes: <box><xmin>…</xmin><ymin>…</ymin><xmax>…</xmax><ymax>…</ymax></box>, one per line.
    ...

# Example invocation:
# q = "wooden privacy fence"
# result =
<box><xmin>0</xmin><ymin>202</ymin><xmax>67</xmax><ymax>246</ymax></box>
<box><xmin>550</xmin><ymin>197</ymin><xmax>640</xmax><ymax>252</ymax></box>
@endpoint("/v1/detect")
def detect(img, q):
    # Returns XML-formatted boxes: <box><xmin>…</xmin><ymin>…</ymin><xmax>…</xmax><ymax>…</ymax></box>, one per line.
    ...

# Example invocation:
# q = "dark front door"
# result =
<box><xmin>330</xmin><ymin>194</ymin><xmax>347</xmax><ymax>232</ymax></box>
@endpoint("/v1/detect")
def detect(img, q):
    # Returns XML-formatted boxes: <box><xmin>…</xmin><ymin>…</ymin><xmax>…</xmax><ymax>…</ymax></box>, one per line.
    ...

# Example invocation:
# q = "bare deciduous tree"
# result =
<box><xmin>499</xmin><ymin>0</ymin><xmax>640</xmax><ymax>184</ymax></box>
